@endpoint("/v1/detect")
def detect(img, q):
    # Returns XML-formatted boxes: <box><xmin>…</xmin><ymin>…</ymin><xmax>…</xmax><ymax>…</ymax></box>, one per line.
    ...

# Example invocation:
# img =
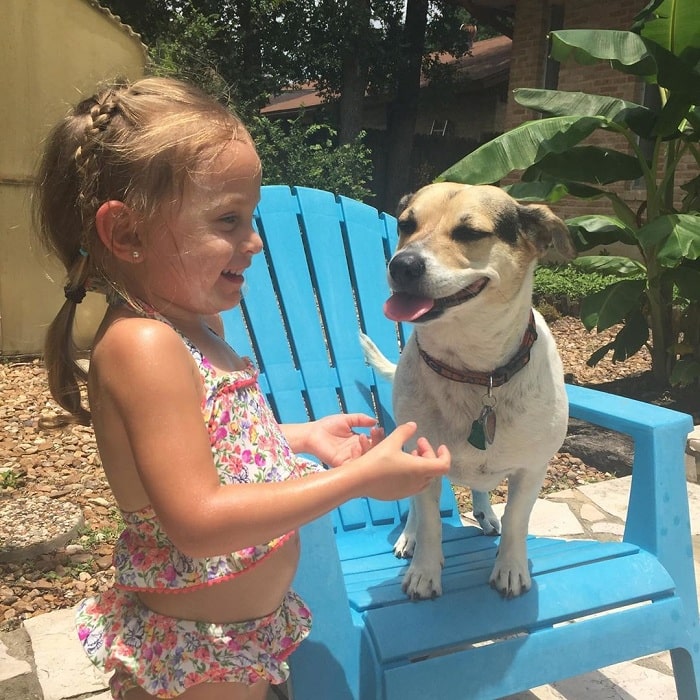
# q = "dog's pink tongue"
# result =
<box><xmin>383</xmin><ymin>293</ymin><xmax>434</xmax><ymax>322</ymax></box>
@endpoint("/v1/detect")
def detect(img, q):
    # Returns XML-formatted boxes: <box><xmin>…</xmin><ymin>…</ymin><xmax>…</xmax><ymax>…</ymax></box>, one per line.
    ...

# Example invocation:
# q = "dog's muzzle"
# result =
<box><xmin>384</xmin><ymin>273</ymin><xmax>489</xmax><ymax>323</ymax></box>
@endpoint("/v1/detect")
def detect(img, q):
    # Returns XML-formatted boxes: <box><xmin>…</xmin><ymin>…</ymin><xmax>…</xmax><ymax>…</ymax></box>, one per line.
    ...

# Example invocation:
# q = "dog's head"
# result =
<box><xmin>384</xmin><ymin>183</ymin><xmax>575</xmax><ymax>323</ymax></box>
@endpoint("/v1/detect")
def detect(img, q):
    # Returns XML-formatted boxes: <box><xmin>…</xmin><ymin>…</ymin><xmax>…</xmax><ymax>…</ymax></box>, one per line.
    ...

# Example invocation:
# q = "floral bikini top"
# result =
<box><xmin>113</xmin><ymin>309</ymin><xmax>321</xmax><ymax>593</ymax></box>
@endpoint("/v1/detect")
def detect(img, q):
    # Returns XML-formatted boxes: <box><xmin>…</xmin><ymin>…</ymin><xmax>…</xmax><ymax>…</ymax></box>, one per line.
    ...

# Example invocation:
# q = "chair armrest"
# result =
<box><xmin>566</xmin><ymin>384</ymin><xmax>692</xmax><ymax>441</ymax></box>
<box><xmin>566</xmin><ymin>384</ymin><xmax>697</xmax><ymax>612</ymax></box>
<box><xmin>290</xmin><ymin>515</ymin><xmax>360</xmax><ymax>699</ymax></box>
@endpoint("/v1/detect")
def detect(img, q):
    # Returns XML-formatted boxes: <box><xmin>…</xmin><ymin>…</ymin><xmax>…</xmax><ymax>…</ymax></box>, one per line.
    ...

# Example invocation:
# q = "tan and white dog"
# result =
<box><xmin>360</xmin><ymin>182</ymin><xmax>575</xmax><ymax>599</ymax></box>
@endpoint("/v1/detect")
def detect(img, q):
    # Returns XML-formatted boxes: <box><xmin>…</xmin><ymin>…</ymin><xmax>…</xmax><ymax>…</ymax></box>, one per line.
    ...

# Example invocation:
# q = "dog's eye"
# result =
<box><xmin>397</xmin><ymin>217</ymin><xmax>417</xmax><ymax>236</ymax></box>
<box><xmin>452</xmin><ymin>225</ymin><xmax>489</xmax><ymax>241</ymax></box>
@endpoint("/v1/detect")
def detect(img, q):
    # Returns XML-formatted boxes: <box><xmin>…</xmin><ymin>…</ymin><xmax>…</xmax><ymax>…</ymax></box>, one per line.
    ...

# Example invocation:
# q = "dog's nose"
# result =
<box><xmin>389</xmin><ymin>252</ymin><xmax>425</xmax><ymax>286</ymax></box>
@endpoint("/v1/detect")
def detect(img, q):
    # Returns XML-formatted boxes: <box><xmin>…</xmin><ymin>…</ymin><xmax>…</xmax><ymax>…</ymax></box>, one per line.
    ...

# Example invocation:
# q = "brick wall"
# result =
<box><xmin>502</xmin><ymin>0</ymin><xmax>664</xmax><ymax>224</ymax></box>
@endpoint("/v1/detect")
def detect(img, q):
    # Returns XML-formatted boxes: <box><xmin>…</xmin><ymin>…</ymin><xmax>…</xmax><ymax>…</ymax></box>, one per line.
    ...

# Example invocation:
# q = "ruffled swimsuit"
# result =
<box><xmin>76</xmin><ymin>308</ymin><xmax>319</xmax><ymax>698</ymax></box>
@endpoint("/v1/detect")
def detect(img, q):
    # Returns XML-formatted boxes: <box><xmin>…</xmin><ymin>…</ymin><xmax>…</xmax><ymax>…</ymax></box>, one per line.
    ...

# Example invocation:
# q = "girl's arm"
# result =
<box><xmin>93</xmin><ymin>320</ymin><xmax>449</xmax><ymax>559</ymax></box>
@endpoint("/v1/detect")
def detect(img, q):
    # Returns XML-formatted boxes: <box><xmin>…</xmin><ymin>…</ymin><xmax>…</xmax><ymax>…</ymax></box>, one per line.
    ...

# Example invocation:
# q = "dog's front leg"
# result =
<box><xmin>394</xmin><ymin>477</ymin><xmax>445</xmax><ymax>599</ymax></box>
<box><xmin>489</xmin><ymin>467</ymin><xmax>545</xmax><ymax>598</ymax></box>
<box><xmin>472</xmin><ymin>489</ymin><xmax>501</xmax><ymax>535</ymax></box>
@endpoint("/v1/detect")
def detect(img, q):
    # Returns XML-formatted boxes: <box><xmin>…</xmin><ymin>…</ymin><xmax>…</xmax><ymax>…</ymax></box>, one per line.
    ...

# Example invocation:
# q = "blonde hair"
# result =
<box><xmin>34</xmin><ymin>76</ymin><xmax>249</xmax><ymax>425</ymax></box>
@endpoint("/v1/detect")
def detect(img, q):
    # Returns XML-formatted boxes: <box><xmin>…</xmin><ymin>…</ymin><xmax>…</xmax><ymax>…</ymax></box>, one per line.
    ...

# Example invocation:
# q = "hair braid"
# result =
<box><xmin>74</xmin><ymin>87</ymin><xmax>125</xmax><ymax>236</ymax></box>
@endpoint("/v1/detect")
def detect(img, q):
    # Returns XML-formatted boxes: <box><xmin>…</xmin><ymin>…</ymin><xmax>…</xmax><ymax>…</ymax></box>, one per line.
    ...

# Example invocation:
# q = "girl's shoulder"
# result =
<box><xmin>91</xmin><ymin>312</ymin><xmax>198</xmax><ymax>393</ymax></box>
<box><xmin>94</xmin><ymin>311</ymin><xmax>185</xmax><ymax>358</ymax></box>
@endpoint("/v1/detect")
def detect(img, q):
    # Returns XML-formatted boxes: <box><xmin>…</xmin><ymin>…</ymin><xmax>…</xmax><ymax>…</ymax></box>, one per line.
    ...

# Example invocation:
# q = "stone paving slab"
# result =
<box><xmin>0</xmin><ymin>639</ymin><xmax>30</xmax><ymax>682</ymax></box>
<box><xmin>504</xmin><ymin>652</ymin><xmax>676</xmax><ymax>699</ymax></box>
<box><xmin>578</xmin><ymin>476</ymin><xmax>700</xmax><ymax>535</ymax></box>
<box><xmin>23</xmin><ymin>607</ymin><xmax>109</xmax><ymax>700</ymax></box>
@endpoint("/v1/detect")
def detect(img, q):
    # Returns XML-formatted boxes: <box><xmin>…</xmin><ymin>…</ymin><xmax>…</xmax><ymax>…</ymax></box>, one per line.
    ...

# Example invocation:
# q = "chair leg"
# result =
<box><xmin>671</xmin><ymin>646</ymin><xmax>700</xmax><ymax>700</ymax></box>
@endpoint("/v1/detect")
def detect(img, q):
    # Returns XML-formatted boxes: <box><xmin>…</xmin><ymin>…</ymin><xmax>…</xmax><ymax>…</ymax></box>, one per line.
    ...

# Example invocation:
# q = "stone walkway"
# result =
<box><xmin>2</xmin><ymin>476</ymin><xmax>700</xmax><ymax>700</ymax></box>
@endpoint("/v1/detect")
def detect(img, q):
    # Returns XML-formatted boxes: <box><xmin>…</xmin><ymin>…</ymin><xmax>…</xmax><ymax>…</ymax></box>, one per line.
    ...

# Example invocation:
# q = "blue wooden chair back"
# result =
<box><xmin>222</xmin><ymin>186</ymin><xmax>700</xmax><ymax>700</ymax></box>
<box><xmin>222</xmin><ymin>185</ymin><xmax>460</xmax><ymax>534</ymax></box>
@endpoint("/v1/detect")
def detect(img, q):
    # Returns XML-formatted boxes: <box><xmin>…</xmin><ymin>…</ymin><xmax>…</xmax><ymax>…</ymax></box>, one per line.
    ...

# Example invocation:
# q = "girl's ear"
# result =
<box><xmin>95</xmin><ymin>201</ymin><xmax>144</xmax><ymax>263</ymax></box>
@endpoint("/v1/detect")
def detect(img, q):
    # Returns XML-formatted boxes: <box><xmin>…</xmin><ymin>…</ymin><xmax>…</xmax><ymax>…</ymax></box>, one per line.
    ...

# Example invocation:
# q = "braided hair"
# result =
<box><xmin>34</xmin><ymin>77</ymin><xmax>248</xmax><ymax>425</ymax></box>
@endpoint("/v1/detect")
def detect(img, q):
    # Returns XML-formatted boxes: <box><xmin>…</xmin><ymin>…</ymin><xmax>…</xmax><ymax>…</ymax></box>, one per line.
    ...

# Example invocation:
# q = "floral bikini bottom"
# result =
<box><xmin>76</xmin><ymin>587</ymin><xmax>312</xmax><ymax>699</ymax></box>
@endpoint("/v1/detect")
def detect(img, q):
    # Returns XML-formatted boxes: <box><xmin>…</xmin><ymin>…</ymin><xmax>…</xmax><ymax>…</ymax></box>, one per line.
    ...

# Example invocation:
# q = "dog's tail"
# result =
<box><xmin>359</xmin><ymin>333</ymin><xmax>397</xmax><ymax>382</ymax></box>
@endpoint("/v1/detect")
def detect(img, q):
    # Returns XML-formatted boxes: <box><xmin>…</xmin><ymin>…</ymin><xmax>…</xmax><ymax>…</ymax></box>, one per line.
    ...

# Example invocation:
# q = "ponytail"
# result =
<box><xmin>40</xmin><ymin>250</ymin><xmax>92</xmax><ymax>428</ymax></box>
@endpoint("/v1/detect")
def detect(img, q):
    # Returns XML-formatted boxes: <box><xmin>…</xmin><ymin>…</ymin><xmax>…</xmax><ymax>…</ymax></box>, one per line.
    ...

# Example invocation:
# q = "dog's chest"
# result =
<box><xmin>392</xmin><ymin>344</ymin><xmax>567</xmax><ymax>490</ymax></box>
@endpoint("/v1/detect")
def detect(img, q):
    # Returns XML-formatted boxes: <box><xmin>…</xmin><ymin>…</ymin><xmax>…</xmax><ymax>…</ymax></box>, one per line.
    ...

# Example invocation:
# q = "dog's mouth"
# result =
<box><xmin>383</xmin><ymin>277</ymin><xmax>489</xmax><ymax>322</ymax></box>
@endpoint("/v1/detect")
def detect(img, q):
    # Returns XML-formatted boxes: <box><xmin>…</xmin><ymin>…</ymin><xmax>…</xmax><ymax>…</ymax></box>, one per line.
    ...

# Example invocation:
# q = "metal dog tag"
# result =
<box><xmin>468</xmin><ymin>405</ymin><xmax>496</xmax><ymax>450</ymax></box>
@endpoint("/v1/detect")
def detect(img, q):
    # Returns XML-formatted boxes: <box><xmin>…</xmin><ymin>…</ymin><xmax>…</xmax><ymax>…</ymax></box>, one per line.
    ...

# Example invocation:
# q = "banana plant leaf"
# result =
<box><xmin>523</xmin><ymin>146</ymin><xmax>643</xmax><ymax>185</ymax></box>
<box><xmin>502</xmin><ymin>181</ymin><xmax>570</xmax><ymax>203</ymax></box>
<box><xmin>550</xmin><ymin>29</ymin><xmax>657</xmax><ymax>76</ymax></box>
<box><xmin>681</xmin><ymin>175</ymin><xmax>700</xmax><ymax>211</ymax></box>
<box><xmin>573</xmin><ymin>255</ymin><xmax>646</xmax><ymax>277</ymax></box>
<box><xmin>686</xmin><ymin>106</ymin><xmax>700</xmax><ymax>136</ymax></box>
<box><xmin>670</xmin><ymin>358</ymin><xmax>700</xmax><ymax>387</ymax></box>
<box><xmin>668</xmin><ymin>265</ymin><xmax>700</xmax><ymax>301</ymax></box>
<box><xmin>550</xmin><ymin>29</ymin><xmax>700</xmax><ymax>101</ymax></box>
<box><xmin>436</xmin><ymin>116</ymin><xmax>607</xmax><ymax>184</ymax></box>
<box><xmin>586</xmin><ymin>308</ymin><xmax>650</xmax><ymax>365</ymax></box>
<box><xmin>514</xmin><ymin>88</ymin><xmax>657</xmax><ymax>137</ymax></box>
<box><xmin>643</xmin><ymin>41</ymin><xmax>700</xmax><ymax>100</ymax></box>
<box><xmin>636</xmin><ymin>214</ymin><xmax>700</xmax><ymax>265</ymax></box>
<box><xmin>653</xmin><ymin>91</ymin><xmax>694</xmax><ymax>137</ymax></box>
<box><xmin>580</xmin><ymin>278</ymin><xmax>647</xmax><ymax>332</ymax></box>
<box><xmin>637</xmin><ymin>0</ymin><xmax>699</xmax><ymax>59</ymax></box>
<box><xmin>566</xmin><ymin>214</ymin><xmax>638</xmax><ymax>248</ymax></box>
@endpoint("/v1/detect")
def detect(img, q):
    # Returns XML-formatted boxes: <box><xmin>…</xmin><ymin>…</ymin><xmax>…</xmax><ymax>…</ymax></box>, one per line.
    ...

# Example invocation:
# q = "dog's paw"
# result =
<box><xmin>474</xmin><ymin>510</ymin><xmax>501</xmax><ymax>536</ymax></box>
<box><xmin>393</xmin><ymin>532</ymin><xmax>416</xmax><ymax>559</ymax></box>
<box><xmin>402</xmin><ymin>561</ymin><xmax>443</xmax><ymax>599</ymax></box>
<box><xmin>489</xmin><ymin>556</ymin><xmax>532</xmax><ymax>598</ymax></box>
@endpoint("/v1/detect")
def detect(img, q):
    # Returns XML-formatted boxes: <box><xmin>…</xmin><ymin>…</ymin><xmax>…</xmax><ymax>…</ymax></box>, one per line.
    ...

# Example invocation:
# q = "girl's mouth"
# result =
<box><xmin>221</xmin><ymin>268</ymin><xmax>244</xmax><ymax>282</ymax></box>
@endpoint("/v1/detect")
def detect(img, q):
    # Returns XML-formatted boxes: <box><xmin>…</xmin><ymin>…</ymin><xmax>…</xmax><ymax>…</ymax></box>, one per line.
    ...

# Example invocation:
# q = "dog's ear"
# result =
<box><xmin>518</xmin><ymin>203</ymin><xmax>576</xmax><ymax>260</ymax></box>
<box><xmin>396</xmin><ymin>193</ymin><xmax>414</xmax><ymax>217</ymax></box>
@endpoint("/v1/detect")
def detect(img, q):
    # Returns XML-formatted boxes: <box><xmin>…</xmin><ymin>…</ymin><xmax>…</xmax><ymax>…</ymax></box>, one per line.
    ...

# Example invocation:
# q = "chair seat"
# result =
<box><xmin>336</xmin><ymin>527</ymin><xmax>681</xmax><ymax>699</ymax></box>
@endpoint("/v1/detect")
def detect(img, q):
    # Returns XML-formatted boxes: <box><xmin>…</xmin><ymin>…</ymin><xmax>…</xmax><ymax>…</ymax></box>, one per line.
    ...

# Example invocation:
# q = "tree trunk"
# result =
<box><xmin>381</xmin><ymin>0</ymin><xmax>428</xmax><ymax>212</ymax></box>
<box><xmin>235</xmin><ymin>0</ymin><xmax>263</xmax><ymax>108</ymax></box>
<box><xmin>338</xmin><ymin>0</ymin><xmax>371</xmax><ymax>145</ymax></box>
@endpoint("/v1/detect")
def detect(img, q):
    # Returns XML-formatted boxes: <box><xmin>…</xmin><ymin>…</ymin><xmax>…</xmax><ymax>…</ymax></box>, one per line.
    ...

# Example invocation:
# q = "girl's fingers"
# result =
<box><xmin>346</xmin><ymin>413</ymin><xmax>380</xmax><ymax>428</ymax></box>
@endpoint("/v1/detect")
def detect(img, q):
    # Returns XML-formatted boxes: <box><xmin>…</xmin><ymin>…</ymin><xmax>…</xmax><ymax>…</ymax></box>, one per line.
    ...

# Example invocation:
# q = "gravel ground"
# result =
<box><xmin>0</xmin><ymin>316</ymin><xmax>653</xmax><ymax>632</ymax></box>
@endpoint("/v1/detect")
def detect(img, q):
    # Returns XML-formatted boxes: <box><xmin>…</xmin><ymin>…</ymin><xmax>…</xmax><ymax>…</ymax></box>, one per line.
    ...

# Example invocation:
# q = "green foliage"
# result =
<box><xmin>436</xmin><ymin>0</ymin><xmax>700</xmax><ymax>388</ymax></box>
<box><xmin>146</xmin><ymin>8</ymin><xmax>231</xmax><ymax>100</ymax></box>
<box><xmin>249</xmin><ymin>115</ymin><xmax>373</xmax><ymax>201</ymax></box>
<box><xmin>0</xmin><ymin>468</ymin><xmax>22</xmax><ymax>490</ymax></box>
<box><xmin>534</xmin><ymin>264</ymin><xmax>621</xmax><ymax>301</ymax></box>
<box><xmin>102</xmin><ymin>2</ymin><xmax>375</xmax><ymax>200</ymax></box>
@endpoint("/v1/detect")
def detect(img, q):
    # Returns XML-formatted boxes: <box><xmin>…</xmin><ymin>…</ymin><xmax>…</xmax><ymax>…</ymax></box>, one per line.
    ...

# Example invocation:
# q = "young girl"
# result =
<box><xmin>34</xmin><ymin>77</ymin><xmax>450</xmax><ymax>700</ymax></box>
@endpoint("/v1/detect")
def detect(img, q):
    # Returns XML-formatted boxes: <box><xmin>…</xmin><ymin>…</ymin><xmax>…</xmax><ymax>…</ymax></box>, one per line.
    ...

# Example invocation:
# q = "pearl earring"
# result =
<box><xmin>132</xmin><ymin>251</ymin><xmax>140</xmax><ymax>260</ymax></box>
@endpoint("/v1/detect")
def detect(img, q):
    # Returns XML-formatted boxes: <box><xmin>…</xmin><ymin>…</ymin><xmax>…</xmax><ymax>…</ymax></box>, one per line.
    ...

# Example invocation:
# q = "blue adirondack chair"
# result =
<box><xmin>221</xmin><ymin>185</ymin><xmax>699</xmax><ymax>700</ymax></box>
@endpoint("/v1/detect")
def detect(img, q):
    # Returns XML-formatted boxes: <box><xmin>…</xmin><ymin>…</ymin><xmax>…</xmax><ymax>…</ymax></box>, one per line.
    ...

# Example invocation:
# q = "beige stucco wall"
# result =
<box><xmin>0</xmin><ymin>0</ymin><xmax>146</xmax><ymax>355</ymax></box>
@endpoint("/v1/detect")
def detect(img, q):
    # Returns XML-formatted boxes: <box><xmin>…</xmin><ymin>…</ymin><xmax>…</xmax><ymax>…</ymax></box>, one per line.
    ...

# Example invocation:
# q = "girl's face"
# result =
<box><xmin>138</xmin><ymin>138</ymin><xmax>263</xmax><ymax>320</ymax></box>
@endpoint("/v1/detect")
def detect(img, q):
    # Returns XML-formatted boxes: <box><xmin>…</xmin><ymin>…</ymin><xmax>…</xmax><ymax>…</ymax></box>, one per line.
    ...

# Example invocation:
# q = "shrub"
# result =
<box><xmin>249</xmin><ymin>114</ymin><xmax>374</xmax><ymax>201</ymax></box>
<box><xmin>533</xmin><ymin>264</ymin><xmax>624</xmax><ymax>317</ymax></box>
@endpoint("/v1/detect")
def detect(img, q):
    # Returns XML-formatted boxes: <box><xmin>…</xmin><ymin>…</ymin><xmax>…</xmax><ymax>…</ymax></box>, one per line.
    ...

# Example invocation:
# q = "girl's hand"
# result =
<box><xmin>303</xmin><ymin>414</ymin><xmax>384</xmax><ymax>467</ymax></box>
<box><xmin>356</xmin><ymin>422</ymin><xmax>451</xmax><ymax>501</ymax></box>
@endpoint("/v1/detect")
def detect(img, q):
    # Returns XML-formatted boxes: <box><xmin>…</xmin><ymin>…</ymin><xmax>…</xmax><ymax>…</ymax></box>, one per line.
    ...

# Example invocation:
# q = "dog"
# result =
<box><xmin>360</xmin><ymin>182</ymin><xmax>575</xmax><ymax>599</ymax></box>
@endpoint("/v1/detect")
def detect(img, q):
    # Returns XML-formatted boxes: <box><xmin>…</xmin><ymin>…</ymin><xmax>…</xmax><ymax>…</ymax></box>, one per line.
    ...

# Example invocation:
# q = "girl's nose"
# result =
<box><xmin>250</xmin><ymin>230</ymin><xmax>264</xmax><ymax>254</ymax></box>
<box><xmin>241</xmin><ymin>228</ymin><xmax>264</xmax><ymax>256</ymax></box>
